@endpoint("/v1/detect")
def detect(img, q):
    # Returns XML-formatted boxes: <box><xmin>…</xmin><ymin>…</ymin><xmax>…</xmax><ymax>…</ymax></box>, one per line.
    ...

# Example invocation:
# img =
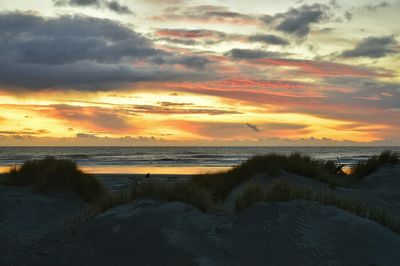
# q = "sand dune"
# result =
<box><xmin>0</xmin><ymin>186</ymin><xmax>86</xmax><ymax>265</ymax></box>
<box><xmin>18</xmin><ymin>199</ymin><xmax>400</xmax><ymax>266</ymax></box>
<box><xmin>336</xmin><ymin>165</ymin><xmax>400</xmax><ymax>217</ymax></box>
<box><xmin>358</xmin><ymin>165</ymin><xmax>400</xmax><ymax>194</ymax></box>
<box><xmin>1</xmin><ymin>166</ymin><xmax>400</xmax><ymax>265</ymax></box>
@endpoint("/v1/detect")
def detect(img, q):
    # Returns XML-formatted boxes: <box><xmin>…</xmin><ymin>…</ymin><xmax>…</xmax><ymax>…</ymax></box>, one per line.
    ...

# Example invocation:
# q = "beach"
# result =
<box><xmin>1</xmin><ymin>153</ymin><xmax>400</xmax><ymax>266</ymax></box>
<box><xmin>95</xmin><ymin>173</ymin><xmax>193</xmax><ymax>192</ymax></box>
<box><xmin>1</xmin><ymin>0</ymin><xmax>400</xmax><ymax>264</ymax></box>
<box><xmin>1</xmin><ymin>146</ymin><xmax>399</xmax><ymax>175</ymax></box>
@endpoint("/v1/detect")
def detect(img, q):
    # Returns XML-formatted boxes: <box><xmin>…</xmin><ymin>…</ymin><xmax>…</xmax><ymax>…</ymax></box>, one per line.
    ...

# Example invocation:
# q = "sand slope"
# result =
<box><xmin>0</xmin><ymin>186</ymin><xmax>86</xmax><ymax>265</ymax></box>
<box><xmin>2</xmin><ymin>166</ymin><xmax>400</xmax><ymax>265</ymax></box>
<box><xmin>23</xmin><ymin>199</ymin><xmax>400</xmax><ymax>266</ymax></box>
<box><xmin>335</xmin><ymin>165</ymin><xmax>400</xmax><ymax>217</ymax></box>
<box><xmin>358</xmin><ymin>165</ymin><xmax>400</xmax><ymax>194</ymax></box>
<box><xmin>226</xmin><ymin>166</ymin><xmax>400</xmax><ymax>216</ymax></box>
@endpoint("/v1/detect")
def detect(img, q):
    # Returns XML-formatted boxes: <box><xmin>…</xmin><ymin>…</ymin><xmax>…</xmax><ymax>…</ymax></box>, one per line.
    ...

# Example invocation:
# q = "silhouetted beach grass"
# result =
<box><xmin>235</xmin><ymin>181</ymin><xmax>400</xmax><ymax>234</ymax></box>
<box><xmin>191</xmin><ymin>153</ymin><xmax>340</xmax><ymax>201</ymax></box>
<box><xmin>354</xmin><ymin>150</ymin><xmax>399</xmax><ymax>178</ymax></box>
<box><xmin>2</xmin><ymin>151</ymin><xmax>399</xmax><ymax>232</ymax></box>
<box><xmin>79</xmin><ymin>182</ymin><xmax>213</xmax><ymax>222</ymax></box>
<box><xmin>0</xmin><ymin>157</ymin><xmax>105</xmax><ymax>202</ymax></box>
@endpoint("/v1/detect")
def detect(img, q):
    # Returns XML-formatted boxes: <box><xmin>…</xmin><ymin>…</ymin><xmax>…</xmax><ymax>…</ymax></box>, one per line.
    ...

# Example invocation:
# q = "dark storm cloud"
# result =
<box><xmin>341</xmin><ymin>36</ymin><xmax>398</xmax><ymax>58</ymax></box>
<box><xmin>5</xmin><ymin>16</ymin><xmax>156</xmax><ymax>65</ymax></box>
<box><xmin>54</xmin><ymin>0</ymin><xmax>134</xmax><ymax>15</ymax></box>
<box><xmin>152</xmin><ymin>55</ymin><xmax>211</xmax><ymax>70</ymax></box>
<box><xmin>0</xmin><ymin>12</ymin><xmax>211</xmax><ymax>90</ymax></box>
<box><xmin>248</xmin><ymin>34</ymin><xmax>289</xmax><ymax>45</ymax></box>
<box><xmin>0</xmin><ymin>61</ymin><xmax>202</xmax><ymax>90</ymax></box>
<box><xmin>261</xmin><ymin>4</ymin><xmax>331</xmax><ymax>38</ymax></box>
<box><xmin>226</xmin><ymin>49</ymin><xmax>281</xmax><ymax>59</ymax></box>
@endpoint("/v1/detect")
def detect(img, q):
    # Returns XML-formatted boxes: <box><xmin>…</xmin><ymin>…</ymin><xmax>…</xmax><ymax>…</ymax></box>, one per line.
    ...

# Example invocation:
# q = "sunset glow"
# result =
<box><xmin>0</xmin><ymin>0</ymin><xmax>399</xmax><ymax>146</ymax></box>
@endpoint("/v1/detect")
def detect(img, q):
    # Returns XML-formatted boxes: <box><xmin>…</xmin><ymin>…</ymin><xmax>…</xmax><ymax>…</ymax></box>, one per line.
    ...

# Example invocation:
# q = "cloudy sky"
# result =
<box><xmin>0</xmin><ymin>0</ymin><xmax>399</xmax><ymax>146</ymax></box>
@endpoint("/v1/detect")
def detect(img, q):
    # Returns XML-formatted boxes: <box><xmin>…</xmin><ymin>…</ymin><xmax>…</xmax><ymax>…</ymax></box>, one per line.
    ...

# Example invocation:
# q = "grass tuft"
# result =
<box><xmin>354</xmin><ymin>150</ymin><xmax>399</xmax><ymax>178</ymax></box>
<box><xmin>235</xmin><ymin>181</ymin><xmax>400</xmax><ymax>234</ymax></box>
<box><xmin>78</xmin><ymin>182</ymin><xmax>213</xmax><ymax>222</ymax></box>
<box><xmin>1</xmin><ymin>157</ymin><xmax>105</xmax><ymax>202</ymax></box>
<box><xmin>191</xmin><ymin>153</ymin><xmax>339</xmax><ymax>201</ymax></box>
<box><xmin>234</xmin><ymin>181</ymin><xmax>263</xmax><ymax>212</ymax></box>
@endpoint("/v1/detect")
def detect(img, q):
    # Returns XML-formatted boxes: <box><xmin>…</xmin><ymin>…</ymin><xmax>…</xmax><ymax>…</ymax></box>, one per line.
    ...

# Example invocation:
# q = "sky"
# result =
<box><xmin>0</xmin><ymin>0</ymin><xmax>399</xmax><ymax>146</ymax></box>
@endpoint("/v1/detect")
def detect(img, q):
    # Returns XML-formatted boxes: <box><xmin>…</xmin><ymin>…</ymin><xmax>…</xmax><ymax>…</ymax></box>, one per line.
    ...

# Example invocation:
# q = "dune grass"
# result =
<box><xmin>78</xmin><ymin>182</ymin><xmax>213</xmax><ymax>222</ymax></box>
<box><xmin>5</xmin><ymin>151</ymin><xmax>394</xmax><ymax>225</ymax></box>
<box><xmin>75</xmin><ymin>151</ymin><xmax>399</xmax><ymax>227</ymax></box>
<box><xmin>235</xmin><ymin>181</ymin><xmax>400</xmax><ymax>234</ymax></box>
<box><xmin>191</xmin><ymin>153</ymin><xmax>340</xmax><ymax>201</ymax></box>
<box><xmin>0</xmin><ymin>157</ymin><xmax>105</xmax><ymax>202</ymax></box>
<box><xmin>354</xmin><ymin>150</ymin><xmax>399</xmax><ymax>178</ymax></box>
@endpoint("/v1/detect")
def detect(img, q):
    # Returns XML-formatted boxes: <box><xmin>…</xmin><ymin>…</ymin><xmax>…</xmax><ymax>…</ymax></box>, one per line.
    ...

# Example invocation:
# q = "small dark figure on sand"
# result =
<box><xmin>145</xmin><ymin>172</ymin><xmax>150</xmax><ymax>178</ymax></box>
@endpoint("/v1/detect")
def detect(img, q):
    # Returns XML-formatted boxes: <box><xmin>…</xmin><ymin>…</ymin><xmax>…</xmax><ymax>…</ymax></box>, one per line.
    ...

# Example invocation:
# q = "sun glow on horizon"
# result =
<box><xmin>0</xmin><ymin>88</ymin><xmax>388</xmax><ymax>144</ymax></box>
<box><xmin>0</xmin><ymin>1</ymin><xmax>399</xmax><ymax>146</ymax></box>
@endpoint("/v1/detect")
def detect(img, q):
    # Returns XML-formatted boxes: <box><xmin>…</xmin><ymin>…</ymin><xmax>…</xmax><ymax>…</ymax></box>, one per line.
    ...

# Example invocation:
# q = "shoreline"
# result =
<box><xmin>94</xmin><ymin>173</ymin><xmax>196</xmax><ymax>179</ymax></box>
<box><xmin>0</xmin><ymin>165</ymin><xmax>231</xmax><ymax>175</ymax></box>
<box><xmin>84</xmin><ymin>165</ymin><xmax>230</xmax><ymax>175</ymax></box>
<box><xmin>1</xmin><ymin>156</ymin><xmax>400</xmax><ymax>265</ymax></box>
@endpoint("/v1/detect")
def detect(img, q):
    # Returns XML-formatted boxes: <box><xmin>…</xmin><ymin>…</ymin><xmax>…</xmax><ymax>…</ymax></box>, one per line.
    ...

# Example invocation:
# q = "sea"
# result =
<box><xmin>0</xmin><ymin>146</ymin><xmax>399</xmax><ymax>174</ymax></box>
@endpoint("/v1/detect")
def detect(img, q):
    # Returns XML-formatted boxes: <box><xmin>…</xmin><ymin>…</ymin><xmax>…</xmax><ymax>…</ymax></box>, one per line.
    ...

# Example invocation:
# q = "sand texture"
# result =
<box><xmin>1</xmin><ymin>167</ymin><xmax>400</xmax><ymax>266</ymax></box>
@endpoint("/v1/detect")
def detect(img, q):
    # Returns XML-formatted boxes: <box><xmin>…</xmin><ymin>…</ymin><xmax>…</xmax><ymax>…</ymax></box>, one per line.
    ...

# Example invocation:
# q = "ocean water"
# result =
<box><xmin>0</xmin><ymin>146</ymin><xmax>399</xmax><ymax>174</ymax></box>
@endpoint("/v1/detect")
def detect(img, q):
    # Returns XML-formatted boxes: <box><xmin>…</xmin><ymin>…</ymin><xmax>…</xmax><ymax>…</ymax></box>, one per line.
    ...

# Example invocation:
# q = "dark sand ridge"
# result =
<box><xmin>1</xmin><ymin>166</ymin><xmax>400</xmax><ymax>265</ymax></box>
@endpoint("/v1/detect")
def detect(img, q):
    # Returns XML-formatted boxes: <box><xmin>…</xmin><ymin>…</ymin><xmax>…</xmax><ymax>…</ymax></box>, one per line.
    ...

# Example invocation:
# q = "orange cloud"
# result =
<box><xmin>166</xmin><ymin>120</ymin><xmax>311</xmax><ymax>140</ymax></box>
<box><xmin>163</xmin><ymin>80</ymin><xmax>323</xmax><ymax>106</ymax></box>
<box><xmin>256</xmin><ymin>58</ymin><xmax>393</xmax><ymax>78</ymax></box>
<box><xmin>39</xmin><ymin>105</ymin><xmax>136</xmax><ymax>134</ymax></box>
